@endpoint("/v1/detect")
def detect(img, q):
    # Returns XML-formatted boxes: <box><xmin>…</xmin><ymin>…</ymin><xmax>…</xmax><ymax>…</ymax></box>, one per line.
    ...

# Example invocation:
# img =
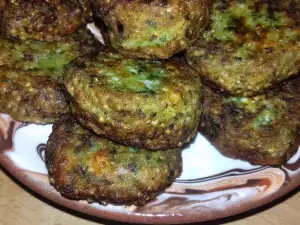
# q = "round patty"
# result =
<box><xmin>64</xmin><ymin>51</ymin><xmax>202</xmax><ymax>150</ymax></box>
<box><xmin>0</xmin><ymin>68</ymin><xmax>68</xmax><ymax>124</ymax></box>
<box><xmin>92</xmin><ymin>0</ymin><xmax>210</xmax><ymax>59</ymax></box>
<box><xmin>199</xmin><ymin>80</ymin><xmax>300</xmax><ymax>165</ymax></box>
<box><xmin>187</xmin><ymin>0</ymin><xmax>300</xmax><ymax>96</ymax></box>
<box><xmin>0</xmin><ymin>0</ymin><xmax>92</xmax><ymax>42</ymax></box>
<box><xmin>0</xmin><ymin>28</ymin><xmax>100</xmax><ymax>78</ymax></box>
<box><xmin>46</xmin><ymin>116</ymin><xmax>182</xmax><ymax>206</ymax></box>
<box><xmin>0</xmin><ymin>29</ymin><xmax>100</xmax><ymax>123</ymax></box>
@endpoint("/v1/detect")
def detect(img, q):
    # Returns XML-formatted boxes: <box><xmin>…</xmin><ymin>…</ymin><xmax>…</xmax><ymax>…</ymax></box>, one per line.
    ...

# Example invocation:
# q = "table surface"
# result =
<box><xmin>1</xmin><ymin>168</ymin><xmax>299</xmax><ymax>225</ymax></box>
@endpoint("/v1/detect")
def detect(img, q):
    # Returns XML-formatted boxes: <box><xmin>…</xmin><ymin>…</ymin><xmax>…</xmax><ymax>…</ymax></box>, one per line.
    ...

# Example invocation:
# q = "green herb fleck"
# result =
<box><xmin>128</xmin><ymin>147</ymin><xmax>140</xmax><ymax>153</ymax></box>
<box><xmin>90</xmin><ymin>143</ymin><xmax>102</xmax><ymax>153</ymax></box>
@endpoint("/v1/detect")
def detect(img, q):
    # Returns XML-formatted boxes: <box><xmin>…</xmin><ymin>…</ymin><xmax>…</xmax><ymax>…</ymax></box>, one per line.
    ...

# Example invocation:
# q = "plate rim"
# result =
<box><xmin>1</xmin><ymin>142</ymin><xmax>300</xmax><ymax>224</ymax></box>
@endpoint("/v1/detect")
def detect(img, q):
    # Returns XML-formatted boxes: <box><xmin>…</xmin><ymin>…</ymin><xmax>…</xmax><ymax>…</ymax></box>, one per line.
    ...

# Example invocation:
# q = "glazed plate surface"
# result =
<box><xmin>0</xmin><ymin>113</ymin><xmax>299</xmax><ymax>224</ymax></box>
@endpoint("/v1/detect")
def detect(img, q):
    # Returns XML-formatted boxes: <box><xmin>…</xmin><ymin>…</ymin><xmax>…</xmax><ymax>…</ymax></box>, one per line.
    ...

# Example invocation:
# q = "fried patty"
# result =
<box><xmin>46</xmin><ymin>116</ymin><xmax>182</xmax><ymax>206</ymax></box>
<box><xmin>0</xmin><ymin>29</ymin><xmax>100</xmax><ymax>123</ymax></box>
<box><xmin>199</xmin><ymin>77</ymin><xmax>300</xmax><ymax>165</ymax></box>
<box><xmin>0</xmin><ymin>0</ymin><xmax>92</xmax><ymax>42</ymax></box>
<box><xmin>0</xmin><ymin>28</ymin><xmax>100</xmax><ymax>78</ymax></box>
<box><xmin>0</xmin><ymin>68</ymin><xmax>68</xmax><ymax>124</ymax></box>
<box><xmin>92</xmin><ymin>0</ymin><xmax>210</xmax><ymax>59</ymax></box>
<box><xmin>64</xmin><ymin>51</ymin><xmax>202</xmax><ymax>150</ymax></box>
<box><xmin>187</xmin><ymin>0</ymin><xmax>300</xmax><ymax>96</ymax></box>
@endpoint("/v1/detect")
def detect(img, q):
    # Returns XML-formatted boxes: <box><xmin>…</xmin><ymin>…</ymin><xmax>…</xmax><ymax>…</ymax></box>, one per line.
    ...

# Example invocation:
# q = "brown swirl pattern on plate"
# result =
<box><xmin>134</xmin><ymin>167</ymin><xmax>286</xmax><ymax>213</ymax></box>
<box><xmin>0</xmin><ymin>113</ymin><xmax>299</xmax><ymax>224</ymax></box>
<box><xmin>37</xmin><ymin>144</ymin><xmax>47</xmax><ymax>162</ymax></box>
<box><xmin>0</xmin><ymin>115</ymin><xmax>22</xmax><ymax>152</ymax></box>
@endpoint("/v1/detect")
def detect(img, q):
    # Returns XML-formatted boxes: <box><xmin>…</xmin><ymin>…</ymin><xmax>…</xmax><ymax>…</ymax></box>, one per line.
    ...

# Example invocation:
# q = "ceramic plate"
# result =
<box><xmin>1</xmin><ymin>113</ymin><xmax>299</xmax><ymax>224</ymax></box>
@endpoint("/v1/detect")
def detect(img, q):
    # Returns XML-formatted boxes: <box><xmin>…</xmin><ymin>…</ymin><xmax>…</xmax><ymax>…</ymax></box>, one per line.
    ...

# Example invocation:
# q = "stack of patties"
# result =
<box><xmin>0</xmin><ymin>0</ymin><xmax>98</xmax><ymax>123</ymax></box>
<box><xmin>46</xmin><ymin>0</ymin><xmax>210</xmax><ymax>206</ymax></box>
<box><xmin>187</xmin><ymin>0</ymin><xmax>300</xmax><ymax>165</ymax></box>
<box><xmin>1</xmin><ymin>0</ymin><xmax>299</xmax><ymax>207</ymax></box>
<box><xmin>47</xmin><ymin>49</ymin><xmax>202</xmax><ymax>205</ymax></box>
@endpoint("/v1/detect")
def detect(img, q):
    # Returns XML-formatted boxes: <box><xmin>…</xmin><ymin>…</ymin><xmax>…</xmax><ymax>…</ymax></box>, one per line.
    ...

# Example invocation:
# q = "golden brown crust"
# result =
<box><xmin>199</xmin><ymin>77</ymin><xmax>300</xmax><ymax>165</ymax></box>
<box><xmin>92</xmin><ymin>0</ymin><xmax>211</xmax><ymax>59</ymax></box>
<box><xmin>0</xmin><ymin>28</ymin><xmax>100</xmax><ymax>78</ymax></box>
<box><xmin>278</xmin><ymin>75</ymin><xmax>300</xmax><ymax>120</ymax></box>
<box><xmin>0</xmin><ymin>67</ymin><xmax>68</xmax><ymax>124</ymax></box>
<box><xmin>0</xmin><ymin>0</ymin><xmax>93</xmax><ymax>41</ymax></box>
<box><xmin>46</xmin><ymin>116</ymin><xmax>182</xmax><ymax>206</ymax></box>
<box><xmin>64</xmin><ymin>52</ymin><xmax>203</xmax><ymax>150</ymax></box>
<box><xmin>187</xmin><ymin>0</ymin><xmax>300</xmax><ymax>96</ymax></box>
